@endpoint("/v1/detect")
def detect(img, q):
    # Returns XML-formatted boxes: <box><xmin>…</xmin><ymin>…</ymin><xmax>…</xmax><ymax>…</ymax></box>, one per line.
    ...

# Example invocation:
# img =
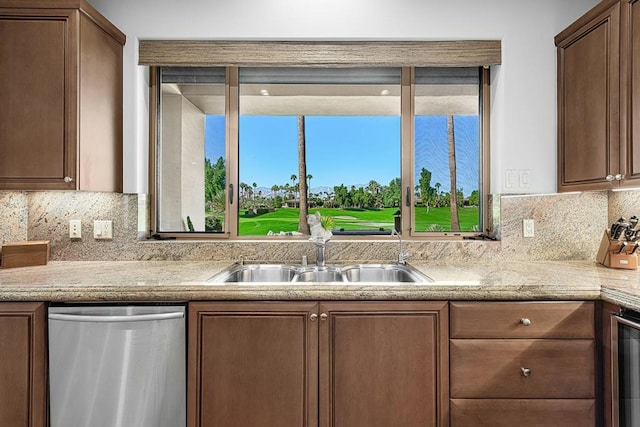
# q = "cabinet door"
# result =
<box><xmin>622</xmin><ymin>0</ymin><xmax>640</xmax><ymax>184</ymax></box>
<box><xmin>319</xmin><ymin>301</ymin><xmax>449</xmax><ymax>427</ymax></box>
<box><xmin>0</xmin><ymin>10</ymin><xmax>76</xmax><ymax>190</ymax></box>
<box><xmin>188</xmin><ymin>302</ymin><xmax>318</xmax><ymax>427</ymax></box>
<box><xmin>0</xmin><ymin>302</ymin><xmax>46</xmax><ymax>427</ymax></box>
<box><xmin>556</xmin><ymin>1</ymin><xmax>621</xmax><ymax>191</ymax></box>
<box><xmin>78</xmin><ymin>12</ymin><xmax>123</xmax><ymax>192</ymax></box>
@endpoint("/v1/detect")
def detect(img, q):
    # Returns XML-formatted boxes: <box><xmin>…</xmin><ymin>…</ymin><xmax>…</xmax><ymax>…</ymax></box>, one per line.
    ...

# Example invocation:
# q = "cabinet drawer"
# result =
<box><xmin>450</xmin><ymin>301</ymin><xmax>594</xmax><ymax>338</ymax></box>
<box><xmin>450</xmin><ymin>399</ymin><xmax>595</xmax><ymax>427</ymax></box>
<box><xmin>450</xmin><ymin>339</ymin><xmax>594</xmax><ymax>398</ymax></box>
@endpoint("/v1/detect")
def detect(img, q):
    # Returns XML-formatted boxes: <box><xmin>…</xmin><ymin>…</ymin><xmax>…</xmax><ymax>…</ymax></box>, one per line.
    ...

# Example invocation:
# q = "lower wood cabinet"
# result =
<box><xmin>0</xmin><ymin>302</ymin><xmax>47</xmax><ymax>427</ymax></box>
<box><xmin>450</xmin><ymin>399</ymin><xmax>596</xmax><ymax>427</ymax></box>
<box><xmin>601</xmin><ymin>301</ymin><xmax>620</xmax><ymax>427</ymax></box>
<box><xmin>449</xmin><ymin>301</ymin><xmax>596</xmax><ymax>427</ymax></box>
<box><xmin>188</xmin><ymin>301</ymin><xmax>449</xmax><ymax>427</ymax></box>
<box><xmin>450</xmin><ymin>339</ymin><xmax>594</xmax><ymax>398</ymax></box>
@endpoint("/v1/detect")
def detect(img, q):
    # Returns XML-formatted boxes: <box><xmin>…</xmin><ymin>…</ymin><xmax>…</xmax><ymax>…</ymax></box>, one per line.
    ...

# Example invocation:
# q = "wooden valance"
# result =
<box><xmin>139</xmin><ymin>40</ymin><xmax>501</xmax><ymax>67</ymax></box>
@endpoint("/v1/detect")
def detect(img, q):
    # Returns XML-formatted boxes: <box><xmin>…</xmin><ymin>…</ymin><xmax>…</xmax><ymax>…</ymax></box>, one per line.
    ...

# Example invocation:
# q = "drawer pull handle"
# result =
<box><xmin>520</xmin><ymin>318</ymin><xmax>531</xmax><ymax>326</ymax></box>
<box><xmin>310</xmin><ymin>313</ymin><xmax>318</xmax><ymax>321</ymax></box>
<box><xmin>320</xmin><ymin>313</ymin><xmax>328</xmax><ymax>321</ymax></box>
<box><xmin>521</xmin><ymin>367</ymin><xmax>531</xmax><ymax>377</ymax></box>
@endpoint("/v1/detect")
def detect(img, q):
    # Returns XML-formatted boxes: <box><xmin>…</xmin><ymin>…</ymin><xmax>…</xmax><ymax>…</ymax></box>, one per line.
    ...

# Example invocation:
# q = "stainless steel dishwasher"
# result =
<box><xmin>48</xmin><ymin>304</ymin><xmax>186</xmax><ymax>427</ymax></box>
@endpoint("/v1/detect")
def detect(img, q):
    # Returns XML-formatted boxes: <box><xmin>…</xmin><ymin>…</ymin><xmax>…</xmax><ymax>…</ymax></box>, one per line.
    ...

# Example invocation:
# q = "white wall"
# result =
<box><xmin>160</xmin><ymin>95</ymin><xmax>205</xmax><ymax>231</ymax></box>
<box><xmin>87</xmin><ymin>0</ymin><xmax>598</xmax><ymax>195</ymax></box>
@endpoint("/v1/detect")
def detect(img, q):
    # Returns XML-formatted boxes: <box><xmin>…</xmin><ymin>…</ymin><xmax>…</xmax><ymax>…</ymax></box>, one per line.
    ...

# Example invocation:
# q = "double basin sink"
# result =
<box><xmin>208</xmin><ymin>263</ymin><xmax>433</xmax><ymax>283</ymax></box>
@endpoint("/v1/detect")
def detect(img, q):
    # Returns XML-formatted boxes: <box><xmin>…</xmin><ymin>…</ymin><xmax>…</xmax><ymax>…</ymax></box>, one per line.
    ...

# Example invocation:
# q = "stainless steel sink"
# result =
<box><xmin>207</xmin><ymin>263</ymin><xmax>432</xmax><ymax>283</ymax></box>
<box><xmin>208</xmin><ymin>264</ymin><xmax>298</xmax><ymax>283</ymax></box>
<box><xmin>292</xmin><ymin>267</ymin><xmax>345</xmax><ymax>283</ymax></box>
<box><xmin>341</xmin><ymin>264</ymin><xmax>433</xmax><ymax>283</ymax></box>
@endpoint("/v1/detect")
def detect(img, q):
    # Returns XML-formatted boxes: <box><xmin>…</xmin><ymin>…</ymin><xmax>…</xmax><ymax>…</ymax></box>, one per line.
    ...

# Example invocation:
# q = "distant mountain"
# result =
<box><xmin>309</xmin><ymin>186</ymin><xmax>333</xmax><ymax>195</ymax></box>
<box><xmin>251</xmin><ymin>184</ymin><xmax>377</xmax><ymax>198</ymax></box>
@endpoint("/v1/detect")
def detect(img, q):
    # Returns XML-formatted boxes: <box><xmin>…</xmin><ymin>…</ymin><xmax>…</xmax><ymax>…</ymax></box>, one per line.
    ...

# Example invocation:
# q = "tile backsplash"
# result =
<box><xmin>608</xmin><ymin>189</ymin><xmax>640</xmax><ymax>223</ymax></box>
<box><xmin>0</xmin><ymin>192</ymin><xmax>28</xmax><ymax>244</ymax></box>
<box><xmin>499</xmin><ymin>192</ymin><xmax>608</xmax><ymax>261</ymax></box>
<box><xmin>0</xmin><ymin>189</ymin><xmax>634</xmax><ymax>263</ymax></box>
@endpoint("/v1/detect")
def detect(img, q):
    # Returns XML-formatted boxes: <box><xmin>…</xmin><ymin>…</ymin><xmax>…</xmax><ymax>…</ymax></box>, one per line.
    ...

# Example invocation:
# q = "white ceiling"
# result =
<box><xmin>163</xmin><ymin>83</ymin><xmax>478</xmax><ymax>116</ymax></box>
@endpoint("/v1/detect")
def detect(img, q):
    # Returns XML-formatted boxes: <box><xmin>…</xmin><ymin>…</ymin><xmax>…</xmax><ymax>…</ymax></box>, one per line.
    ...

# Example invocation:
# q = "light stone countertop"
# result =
<box><xmin>1</xmin><ymin>260</ymin><xmax>639</xmax><ymax>310</ymax></box>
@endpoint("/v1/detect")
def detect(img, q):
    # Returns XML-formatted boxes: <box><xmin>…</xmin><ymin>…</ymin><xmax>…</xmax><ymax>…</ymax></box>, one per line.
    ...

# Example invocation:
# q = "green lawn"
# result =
<box><xmin>238</xmin><ymin>206</ymin><xmax>479</xmax><ymax>236</ymax></box>
<box><xmin>414</xmin><ymin>207</ymin><xmax>480</xmax><ymax>232</ymax></box>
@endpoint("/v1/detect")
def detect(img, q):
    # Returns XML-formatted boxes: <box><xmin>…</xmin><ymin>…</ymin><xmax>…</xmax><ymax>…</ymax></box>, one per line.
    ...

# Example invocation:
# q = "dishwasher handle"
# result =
<box><xmin>49</xmin><ymin>311</ymin><xmax>184</xmax><ymax>323</ymax></box>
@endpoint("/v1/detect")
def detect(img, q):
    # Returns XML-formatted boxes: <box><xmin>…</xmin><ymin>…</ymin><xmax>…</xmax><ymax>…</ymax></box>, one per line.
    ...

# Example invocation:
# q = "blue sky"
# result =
<box><xmin>415</xmin><ymin>115</ymin><xmax>479</xmax><ymax>196</ymax></box>
<box><xmin>205</xmin><ymin>114</ymin><xmax>479</xmax><ymax>196</ymax></box>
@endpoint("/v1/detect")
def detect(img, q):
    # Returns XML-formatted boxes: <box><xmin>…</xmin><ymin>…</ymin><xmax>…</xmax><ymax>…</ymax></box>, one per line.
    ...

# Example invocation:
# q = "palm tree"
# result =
<box><xmin>271</xmin><ymin>184</ymin><xmax>279</xmax><ymax>198</ymax></box>
<box><xmin>308</xmin><ymin>176</ymin><xmax>316</xmax><ymax>208</ymax></box>
<box><xmin>366</xmin><ymin>180</ymin><xmax>380</xmax><ymax>195</ymax></box>
<box><xmin>307</xmin><ymin>174</ymin><xmax>313</xmax><ymax>197</ymax></box>
<box><xmin>239</xmin><ymin>182</ymin><xmax>250</xmax><ymax>202</ymax></box>
<box><xmin>252</xmin><ymin>182</ymin><xmax>257</xmax><ymax>200</ymax></box>
<box><xmin>298</xmin><ymin>116</ymin><xmax>309</xmax><ymax>234</ymax></box>
<box><xmin>290</xmin><ymin>174</ymin><xmax>297</xmax><ymax>198</ymax></box>
<box><xmin>447</xmin><ymin>115</ymin><xmax>460</xmax><ymax>231</ymax></box>
<box><xmin>366</xmin><ymin>180</ymin><xmax>382</xmax><ymax>207</ymax></box>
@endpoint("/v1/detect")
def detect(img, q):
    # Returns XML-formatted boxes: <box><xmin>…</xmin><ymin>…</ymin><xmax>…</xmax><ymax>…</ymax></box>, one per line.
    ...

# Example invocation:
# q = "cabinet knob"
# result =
<box><xmin>616</xmin><ymin>174</ymin><xmax>625</xmax><ymax>181</ymax></box>
<box><xmin>520</xmin><ymin>318</ymin><xmax>531</xmax><ymax>326</ymax></box>
<box><xmin>606</xmin><ymin>175</ymin><xmax>615</xmax><ymax>182</ymax></box>
<box><xmin>310</xmin><ymin>313</ymin><xmax>318</xmax><ymax>322</ymax></box>
<box><xmin>521</xmin><ymin>367</ymin><xmax>532</xmax><ymax>377</ymax></box>
<box><xmin>64</xmin><ymin>176</ymin><xmax>74</xmax><ymax>183</ymax></box>
<box><xmin>320</xmin><ymin>313</ymin><xmax>328</xmax><ymax>321</ymax></box>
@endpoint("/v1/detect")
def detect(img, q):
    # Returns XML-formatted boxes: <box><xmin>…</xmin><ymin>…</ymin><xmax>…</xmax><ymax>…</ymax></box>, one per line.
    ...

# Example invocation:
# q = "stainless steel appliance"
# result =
<box><xmin>612</xmin><ymin>309</ymin><xmax>640</xmax><ymax>427</ymax></box>
<box><xmin>48</xmin><ymin>304</ymin><xmax>186</xmax><ymax>427</ymax></box>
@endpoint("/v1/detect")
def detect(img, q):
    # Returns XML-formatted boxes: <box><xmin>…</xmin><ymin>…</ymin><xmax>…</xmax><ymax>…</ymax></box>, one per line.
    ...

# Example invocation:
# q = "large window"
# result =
<box><xmin>413</xmin><ymin>68</ymin><xmax>481</xmax><ymax>233</ymax></box>
<box><xmin>238</xmin><ymin>68</ymin><xmax>401</xmax><ymax>236</ymax></box>
<box><xmin>152</xmin><ymin>61</ymin><xmax>489</xmax><ymax>239</ymax></box>
<box><xmin>157</xmin><ymin>67</ymin><xmax>226</xmax><ymax>233</ymax></box>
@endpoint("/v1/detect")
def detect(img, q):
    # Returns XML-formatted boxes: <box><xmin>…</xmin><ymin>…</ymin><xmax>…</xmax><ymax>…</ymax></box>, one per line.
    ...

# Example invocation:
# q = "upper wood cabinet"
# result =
<box><xmin>556</xmin><ymin>0</ymin><xmax>640</xmax><ymax>191</ymax></box>
<box><xmin>0</xmin><ymin>0</ymin><xmax>125</xmax><ymax>191</ymax></box>
<box><xmin>622</xmin><ymin>0</ymin><xmax>640</xmax><ymax>184</ymax></box>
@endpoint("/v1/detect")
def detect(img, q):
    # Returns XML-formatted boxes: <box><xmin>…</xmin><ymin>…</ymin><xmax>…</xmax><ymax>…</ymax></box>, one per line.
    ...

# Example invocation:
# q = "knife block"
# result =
<box><xmin>596</xmin><ymin>230</ymin><xmax>638</xmax><ymax>270</ymax></box>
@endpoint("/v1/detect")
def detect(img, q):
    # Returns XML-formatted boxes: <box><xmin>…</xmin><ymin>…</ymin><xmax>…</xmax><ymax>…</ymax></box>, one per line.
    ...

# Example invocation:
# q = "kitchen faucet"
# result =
<box><xmin>308</xmin><ymin>212</ymin><xmax>331</xmax><ymax>267</ymax></box>
<box><xmin>391</xmin><ymin>229</ymin><xmax>411</xmax><ymax>265</ymax></box>
<box><xmin>314</xmin><ymin>240</ymin><xmax>327</xmax><ymax>267</ymax></box>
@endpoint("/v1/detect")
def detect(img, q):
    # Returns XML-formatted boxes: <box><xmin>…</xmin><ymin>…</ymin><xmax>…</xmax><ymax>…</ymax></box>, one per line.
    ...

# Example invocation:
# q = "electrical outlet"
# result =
<box><xmin>523</xmin><ymin>219</ymin><xmax>535</xmax><ymax>238</ymax></box>
<box><xmin>69</xmin><ymin>220</ymin><xmax>82</xmax><ymax>239</ymax></box>
<box><xmin>93</xmin><ymin>220</ymin><xmax>113</xmax><ymax>240</ymax></box>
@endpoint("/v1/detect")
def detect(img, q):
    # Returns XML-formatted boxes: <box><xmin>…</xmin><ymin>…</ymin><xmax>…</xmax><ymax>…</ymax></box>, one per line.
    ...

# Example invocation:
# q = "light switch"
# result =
<box><xmin>93</xmin><ymin>220</ymin><xmax>113</xmax><ymax>240</ymax></box>
<box><xmin>505</xmin><ymin>169</ymin><xmax>518</xmax><ymax>189</ymax></box>
<box><xmin>519</xmin><ymin>169</ymin><xmax>531</xmax><ymax>188</ymax></box>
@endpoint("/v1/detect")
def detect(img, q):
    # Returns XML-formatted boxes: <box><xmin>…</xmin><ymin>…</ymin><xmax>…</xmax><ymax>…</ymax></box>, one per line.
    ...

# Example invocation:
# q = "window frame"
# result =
<box><xmin>145</xmin><ymin>41</ymin><xmax>498</xmax><ymax>240</ymax></box>
<box><xmin>407</xmin><ymin>66</ymin><xmax>490</xmax><ymax>238</ymax></box>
